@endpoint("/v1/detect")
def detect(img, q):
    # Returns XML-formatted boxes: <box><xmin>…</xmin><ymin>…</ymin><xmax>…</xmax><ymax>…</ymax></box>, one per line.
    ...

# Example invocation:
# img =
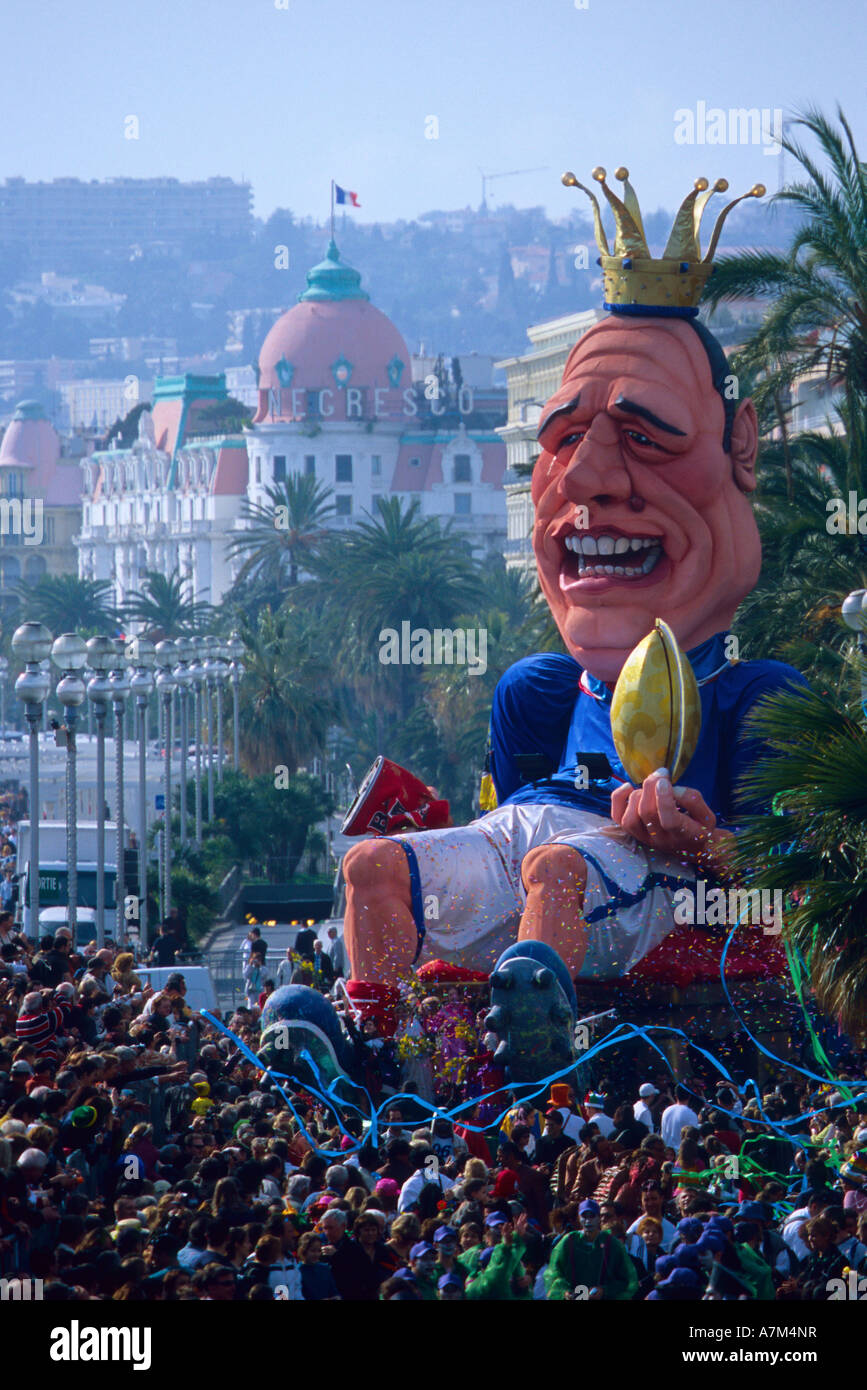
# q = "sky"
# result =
<box><xmin>1</xmin><ymin>0</ymin><xmax>865</xmax><ymax>227</ymax></box>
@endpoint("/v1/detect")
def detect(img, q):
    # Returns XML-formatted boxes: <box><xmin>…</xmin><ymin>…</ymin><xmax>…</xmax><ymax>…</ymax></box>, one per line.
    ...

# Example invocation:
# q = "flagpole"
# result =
<box><xmin>330</xmin><ymin>179</ymin><xmax>335</xmax><ymax>242</ymax></box>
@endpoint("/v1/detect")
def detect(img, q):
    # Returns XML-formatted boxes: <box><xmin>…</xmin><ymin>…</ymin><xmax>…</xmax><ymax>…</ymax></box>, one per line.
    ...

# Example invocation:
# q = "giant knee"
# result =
<box><xmin>342</xmin><ymin>838</ymin><xmax>410</xmax><ymax>897</ymax></box>
<box><xmin>521</xmin><ymin>842</ymin><xmax>587</xmax><ymax>893</ymax></box>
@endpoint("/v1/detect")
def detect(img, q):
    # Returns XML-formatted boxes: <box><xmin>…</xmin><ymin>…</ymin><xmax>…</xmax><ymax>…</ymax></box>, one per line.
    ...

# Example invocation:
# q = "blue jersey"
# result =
<box><xmin>489</xmin><ymin>632</ymin><xmax>807</xmax><ymax>829</ymax></box>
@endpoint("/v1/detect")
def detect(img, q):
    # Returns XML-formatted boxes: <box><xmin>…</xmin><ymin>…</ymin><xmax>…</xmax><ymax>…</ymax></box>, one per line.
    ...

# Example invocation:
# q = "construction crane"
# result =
<box><xmin>479</xmin><ymin>165</ymin><xmax>549</xmax><ymax>211</ymax></box>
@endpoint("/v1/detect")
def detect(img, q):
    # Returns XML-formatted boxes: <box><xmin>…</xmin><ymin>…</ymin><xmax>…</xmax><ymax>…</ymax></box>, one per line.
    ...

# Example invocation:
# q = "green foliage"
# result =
<box><xmin>11</xmin><ymin>573</ymin><xmax>118</xmax><ymax>635</ymax></box>
<box><xmin>209</xmin><ymin>768</ymin><xmax>332</xmax><ymax>876</ymax></box>
<box><xmin>729</xmin><ymin>680</ymin><xmax>867</xmax><ymax>1031</ymax></box>
<box><xmin>226</xmin><ymin>473</ymin><xmax>335</xmax><ymax>588</ymax></box>
<box><xmin>121</xmin><ymin>568</ymin><xmax>213</xmax><ymax>638</ymax></box>
<box><xmin>703</xmin><ymin>106</ymin><xmax>867</xmax><ymax>492</ymax></box>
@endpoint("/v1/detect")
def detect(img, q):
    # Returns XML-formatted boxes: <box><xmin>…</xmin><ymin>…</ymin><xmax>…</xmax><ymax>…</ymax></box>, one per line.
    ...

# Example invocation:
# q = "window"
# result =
<box><xmin>25</xmin><ymin>555</ymin><xmax>46</xmax><ymax>582</ymax></box>
<box><xmin>335</xmin><ymin>495</ymin><xmax>352</xmax><ymax>516</ymax></box>
<box><xmin>455</xmin><ymin>493</ymin><xmax>471</xmax><ymax>515</ymax></box>
<box><xmin>304</xmin><ymin>455</ymin><xmax>315</xmax><ymax>476</ymax></box>
<box><xmin>409</xmin><ymin>456</ymin><xmax>421</xmax><ymax>468</ymax></box>
<box><xmin>44</xmin><ymin>516</ymin><xmax>55</xmax><ymax>544</ymax></box>
<box><xmin>255</xmin><ymin>457</ymin><xmax>262</xmax><ymax>484</ymax></box>
<box><xmin>371</xmin><ymin>455</ymin><xmax>382</xmax><ymax>477</ymax></box>
<box><xmin>371</xmin><ymin>494</ymin><xmax>382</xmax><ymax>511</ymax></box>
<box><xmin>335</xmin><ymin>454</ymin><xmax>353</xmax><ymax>483</ymax></box>
<box><xmin>4</xmin><ymin>471</ymin><xmax>22</xmax><ymax>497</ymax></box>
<box><xmin>273</xmin><ymin>455</ymin><xmax>286</xmax><ymax>483</ymax></box>
<box><xmin>453</xmin><ymin>453</ymin><xmax>472</xmax><ymax>483</ymax></box>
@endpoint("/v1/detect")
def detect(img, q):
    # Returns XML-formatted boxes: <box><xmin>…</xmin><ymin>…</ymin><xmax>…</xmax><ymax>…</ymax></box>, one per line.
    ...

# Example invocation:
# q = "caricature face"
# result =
<box><xmin>532</xmin><ymin>316</ymin><xmax>761</xmax><ymax>681</ymax></box>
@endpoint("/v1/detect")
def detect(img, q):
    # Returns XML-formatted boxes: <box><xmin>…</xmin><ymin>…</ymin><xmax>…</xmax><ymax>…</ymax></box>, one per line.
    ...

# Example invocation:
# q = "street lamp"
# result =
<box><xmin>110</xmin><ymin>640</ymin><xmax>131</xmax><ymax>943</ymax></box>
<box><xmin>0</xmin><ymin>655</ymin><xmax>8</xmax><ymax>739</ymax></box>
<box><xmin>842</xmin><ymin>589</ymin><xmax>867</xmax><ymax>711</ymax></box>
<box><xmin>86</xmin><ymin>636</ymin><xmax>115</xmax><ymax>949</ymax></box>
<box><xmin>126</xmin><ymin>636</ymin><xmax>155</xmax><ymax>952</ymax></box>
<box><xmin>214</xmin><ymin>641</ymin><xmax>230</xmax><ymax>783</ymax></box>
<box><xmin>202</xmin><ymin>636</ymin><xmax>218</xmax><ymax>822</ymax></box>
<box><xmin>154</xmin><ymin>640</ymin><xmax>177</xmax><ymax>924</ymax></box>
<box><xmin>188</xmin><ymin>638</ymin><xmax>206</xmax><ymax>845</ymax></box>
<box><xmin>12</xmin><ymin>622</ymin><xmax>52</xmax><ymax>938</ymax></box>
<box><xmin>173</xmin><ymin>636</ymin><xmax>195</xmax><ymax>847</ymax></box>
<box><xmin>226</xmin><ymin>632</ymin><xmax>245</xmax><ymax>771</ymax></box>
<box><xmin>51</xmin><ymin>633</ymin><xmax>87</xmax><ymax>941</ymax></box>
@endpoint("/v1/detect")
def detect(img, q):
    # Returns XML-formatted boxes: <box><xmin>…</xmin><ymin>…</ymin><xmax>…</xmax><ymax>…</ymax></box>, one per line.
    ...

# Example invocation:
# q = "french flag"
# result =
<box><xmin>335</xmin><ymin>184</ymin><xmax>360</xmax><ymax>207</ymax></box>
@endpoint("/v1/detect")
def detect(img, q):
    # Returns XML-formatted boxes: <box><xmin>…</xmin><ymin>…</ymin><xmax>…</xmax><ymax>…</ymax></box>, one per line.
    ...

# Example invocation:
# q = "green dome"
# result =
<box><xmin>13</xmin><ymin>400</ymin><xmax>47</xmax><ymax>420</ymax></box>
<box><xmin>298</xmin><ymin>239</ymin><xmax>369</xmax><ymax>303</ymax></box>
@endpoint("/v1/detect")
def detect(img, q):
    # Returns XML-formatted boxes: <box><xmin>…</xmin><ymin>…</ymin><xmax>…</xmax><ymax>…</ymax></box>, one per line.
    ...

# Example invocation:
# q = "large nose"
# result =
<box><xmin>561</xmin><ymin>412</ymin><xmax>633</xmax><ymax>508</ymax></box>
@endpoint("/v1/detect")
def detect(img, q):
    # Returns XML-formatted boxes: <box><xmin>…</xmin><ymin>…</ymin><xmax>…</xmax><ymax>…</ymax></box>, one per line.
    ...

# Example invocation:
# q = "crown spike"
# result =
<box><xmin>702</xmin><ymin>183</ymin><xmax>766</xmax><ymax>263</ymax></box>
<box><xmin>692</xmin><ymin>178</ymin><xmax>729</xmax><ymax>252</ymax></box>
<box><xmin>592</xmin><ymin>166</ymin><xmax>648</xmax><ymax>258</ymax></box>
<box><xmin>662</xmin><ymin>178</ymin><xmax>710</xmax><ymax>261</ymax></box>
<box><xmin>562</xmin><ymin>171</ymin><xmax>610</xmax><ymax>256</ymax></box>
<box><xmin>614</xmin><ymin>166</ymin><xmax>647</xmax><ymax>246</ymax></box>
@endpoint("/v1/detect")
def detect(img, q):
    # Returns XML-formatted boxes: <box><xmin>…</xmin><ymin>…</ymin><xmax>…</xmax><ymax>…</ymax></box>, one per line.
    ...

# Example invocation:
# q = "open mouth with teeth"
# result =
<box><xmin>559</xmin><ymin>527</ymin><xmax>668</xmax><ymax>587</ymax></box>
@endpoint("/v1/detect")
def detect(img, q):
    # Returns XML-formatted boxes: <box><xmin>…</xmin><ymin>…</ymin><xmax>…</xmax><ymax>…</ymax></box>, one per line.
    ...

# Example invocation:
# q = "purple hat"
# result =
<box><xmin>578</xmin><ymin>1199</ymin><xmax>600</xmax><ymax>1216</ymax></box>
<box><xmin>409</xmin><ymin>1241</ymin><xmax>434</xmax><ymax>1260</ymax></box>
<box><xmin>696</xmin><ymin>1230</ymin><xmax>726</xmax><ymax>1254</ymax></box>
<box><xmin>484</xmin><ymin>1212</ymin><xmax>508</xmax><ymax>1227</ymax></box>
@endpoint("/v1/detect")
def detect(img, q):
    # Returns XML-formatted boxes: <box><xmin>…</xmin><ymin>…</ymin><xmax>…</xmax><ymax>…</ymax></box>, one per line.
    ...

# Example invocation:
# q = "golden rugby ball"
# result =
<box><xmin>610</xmin><ymin>618</ymin><xmax>701</xmax><ymax>785</ymax></box>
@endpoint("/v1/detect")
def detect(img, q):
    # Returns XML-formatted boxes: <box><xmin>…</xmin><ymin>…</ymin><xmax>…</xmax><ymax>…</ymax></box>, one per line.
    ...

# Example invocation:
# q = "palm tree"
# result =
<box><xmin>12</xmin><ymin>573</ymin><xmax>118</xmax><ymax>635</ymax></box>
<box><xmin>226</xmin><ymin>474</ymin><xmax>335</xmax><ymax>589</ymax></box>
<box><xmin>313</xmin><ymin>497</ymin><xmax>482</xmax><ymax>731</ymax></box>
<box><xmin>729</xmin><ymin>677</ymin><xmax>867</xmax><ymax>1033</ymax></box>
<box><xmin>234</xmin><ymin>607</ymin><xmax>337</xmax><ymax>776</ymax></box>
<box><xmin>122</xmin><ymin>569</ymin><xmax>213</xmax><ymax>638</ymax></box>
<box><xmin>703</xmin><ymin>106</ymin><xmax>867</xmax><ymax>493</ymax></box>
<box><xmin>732</xmin><ymin>426</ymin><xmax>867</xmax><ymax>689</ymax></box>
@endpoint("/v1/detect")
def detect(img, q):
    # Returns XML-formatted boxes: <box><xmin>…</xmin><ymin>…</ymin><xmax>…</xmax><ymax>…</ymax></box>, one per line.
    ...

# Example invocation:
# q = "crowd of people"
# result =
<box><xmin>1</xmin><ymin>914</ymin><xmax>866</xmax><ymax>1302</ymax></box>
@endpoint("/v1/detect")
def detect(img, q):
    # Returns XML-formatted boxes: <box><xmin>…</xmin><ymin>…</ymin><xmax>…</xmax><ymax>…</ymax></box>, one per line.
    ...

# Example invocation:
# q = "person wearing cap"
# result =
<box><xmin>633</xmin><ymin>1083</ymin><xmax>660</xmax><ymax>1133</ymax></box>
<box><xmin>546</xmin><ymin>1199</ymin><xmax>638</xmax><ymax>1301</ymax></box>
<box><xmin>583</xmin><ymin>1093</ymin><xmax>615</xmax><ymax>1139</ymax></box>
<box><xmin>433</xmin><ymin>1223</ymin><xmax>463</xmax><ymax>1283</ymax></box>
<box><xmin>437</xmin><ymin>1270</ymin><xmax>464</xmax><ymax>1300</ymax></box>
<box><xmin>408</xmin><ymin>1240</ymin><xmax>439</xmax><ymax>1300</ymax></box>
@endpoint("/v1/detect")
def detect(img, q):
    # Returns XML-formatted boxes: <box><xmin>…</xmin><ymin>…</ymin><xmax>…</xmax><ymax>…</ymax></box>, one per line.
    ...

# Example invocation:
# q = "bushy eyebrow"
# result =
<box><xmin>613</xmin><ymin>395</ymin><xmax>687</xmax><ymax>437</ymax></box>
<box><xmin>537</xmin><ymin>392</ymin><xmax>581</xmax><ymax>445</ymax></box>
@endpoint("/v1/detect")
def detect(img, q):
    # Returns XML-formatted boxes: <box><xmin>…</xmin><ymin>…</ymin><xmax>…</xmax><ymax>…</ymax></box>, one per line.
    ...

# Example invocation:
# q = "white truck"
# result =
<box><xmin>17</xmin><ymin>819</ymin><xmax>135</xmax><ymax>942</ymax></box>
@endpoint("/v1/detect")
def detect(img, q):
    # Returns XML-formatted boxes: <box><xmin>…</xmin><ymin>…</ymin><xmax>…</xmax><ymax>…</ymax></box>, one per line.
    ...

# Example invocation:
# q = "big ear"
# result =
<box><xmin>730</xmin><ymin>397</ymin><xmax>759</xmax><ymax>493</ymax></box>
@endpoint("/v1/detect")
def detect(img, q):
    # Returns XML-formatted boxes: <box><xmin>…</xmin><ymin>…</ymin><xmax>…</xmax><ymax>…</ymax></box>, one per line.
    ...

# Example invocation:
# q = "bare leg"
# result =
<box><xmin>518</xmin><ymin>842</ymin><xmax>589</xmax><ymax>976</ymax></box>
<box><xmin>342</xmin><ymin>839</ymin><xmax>417</xmax><ymax>982</ymax></box>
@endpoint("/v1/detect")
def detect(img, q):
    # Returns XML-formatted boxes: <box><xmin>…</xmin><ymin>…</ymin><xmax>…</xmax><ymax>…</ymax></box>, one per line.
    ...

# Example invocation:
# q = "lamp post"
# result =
<box><xmin>126</xmin><ymin>637</ymin><xmax>155</xmax><ymax>953</ymax></box>
<box><xmin>203</xmin><ymin>636</ymin><xmax>217</xmax><ymax>823</ymax></box>
<box><xmin>86</xmin><ymin>636</ymin><xmax>115</xmax><ymax>949</ymax></box>
<box><xmin>226</xmin><ymin>633</ymin><xmax>245</xmax><ymax>771</ymax></box>
<box><xmin>842</xmin><ymin>589</ymin><xmax>867</xmax><ymax>711</ymax></box>
<box><xmin>51</xmin><ymin>633</ymin><xmax>87</xmax><ymax>941</ymax></box>
<box><xmin>173</xmin><ymin>637</ymin><xmax>194</xmax><ymax>847</ymax></box>
<box><xmin>188</xmin><ymin>639</ymin><xmax>205</xmax><ymax>845</ymax></box>
<box><xmin>12</xmin><ymin>622</ymin><xmax>52</xmax><ymax>938</ymax></box>
<box><xmin>0</xmin><ymin>655</ymin><xmax>8</xmax><ymax>739</ymax></box>
<box><xmin>214</xmin><ymin>642</ymin><xmax>230</xmax><ymax>783</ymax></box>
<box><xmin>110</xmin><ymin>641</ymin><xmax>131</xmax><ymax>943</ymax></box>
<box><xmin>154</xmin><ymin>640</ymin><xmax>177</xmax><ymax>923</ymax></box>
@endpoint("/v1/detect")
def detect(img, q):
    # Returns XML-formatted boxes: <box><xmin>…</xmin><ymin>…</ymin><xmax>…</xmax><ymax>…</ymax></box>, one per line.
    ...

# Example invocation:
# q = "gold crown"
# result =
<box><xmin>562</xmin><ymin>166</ymin><xmax>765</xmax><ymax>314</ymax></box>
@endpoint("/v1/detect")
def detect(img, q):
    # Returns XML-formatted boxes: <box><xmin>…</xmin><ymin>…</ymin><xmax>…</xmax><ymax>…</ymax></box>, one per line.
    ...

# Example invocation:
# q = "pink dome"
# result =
<box><xmin>253</xmin><ymin>241</ymin><xmax>412</xmax><ymax>425</ymax></box>
<box><xmin>0</xmin><ymin>402</ymin><xmax>60</xmax><ymax>472</ymax></box>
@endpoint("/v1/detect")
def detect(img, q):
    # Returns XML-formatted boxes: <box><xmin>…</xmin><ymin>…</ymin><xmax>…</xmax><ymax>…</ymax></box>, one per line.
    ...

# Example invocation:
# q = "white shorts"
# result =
<box><xmin>389</xmin><ymin>802</ymin><xmax>697</xmax><ymax>978</ymax></box>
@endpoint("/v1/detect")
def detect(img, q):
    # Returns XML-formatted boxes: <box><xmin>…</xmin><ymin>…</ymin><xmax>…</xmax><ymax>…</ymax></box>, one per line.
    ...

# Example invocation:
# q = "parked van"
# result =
<box><xmin>37</xmin><ymin>906</ymin><xmax>111</xmax><ymax>950</ymax></box>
